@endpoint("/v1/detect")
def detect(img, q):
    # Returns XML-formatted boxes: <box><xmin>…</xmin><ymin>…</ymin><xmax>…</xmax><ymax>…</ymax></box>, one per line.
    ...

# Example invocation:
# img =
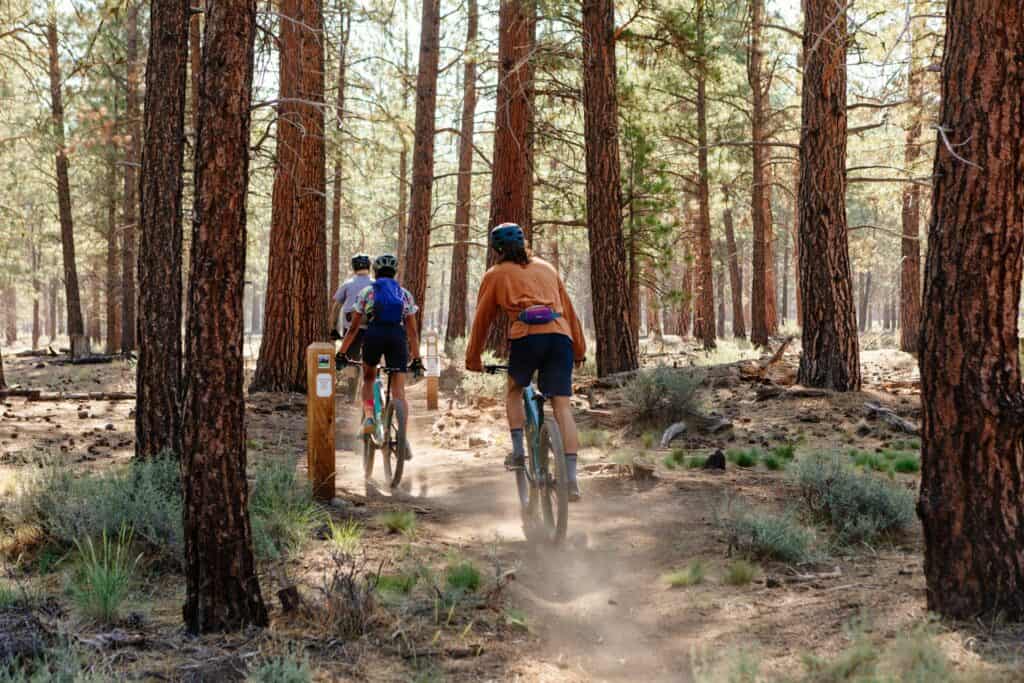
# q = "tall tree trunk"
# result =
<box><xmin>780</xmin><ymin>220</ymin><xmax>789</xmax><ymax>324</ymax></box>
<box><xmin>403</xmin><ymin>0</ymin><xmax>442</xmax><ymax>333</ymax></box>
<box><xmin>251</xmin><ymin>0</ymin><xmax>327</xmax><ymax>392</ymax></box>
<box><xmin>796</xmin><ymin>0</ymin><xmax>860</xmax><ymax>391</ymax></box>
<box><xmin>791</xmin><ymin>160</ymin><xmax>801</xmax><ymax>326</ymax></box>
<box><xmin>444</xmin><ymin>0</ymin><xmax>477</xmax><ymax>346</ymax></box>
<box><xmin>680</xmin><ymin>243</ymin><xmax>693</xmax><ymax>338</ymax></box>
<box><xmin>483</xmin><ymin>0</ymin><xmax>535</xmax><ymax>355</ymax></box>
<box><xmin>919</xmin><ymin>0</ymin><xmax>1024</xmax><ymax>620</ymax></box>
<box><xmin>715</xmin><ymin>264</ymin><xmax>726</xmax><ymax>338</ymax></box>
<box><xmin>900</xmin><ymin>2</ymin><xmax>925</xmax><ymax>354</ymax></box>
<box><xmin>723</xmin><ymin>199</ymin><xmax>745</xmax><ymax>338</ymax></box>
<box><xmin>582</xmin><ymin>0</ymin><xmax>637</xmax><ymax>376</ymax></box>
<box><xmin>2</xmin><ymin>283</ymin><xmax>15</xmax><ymax>343</ymax></box>
<box><xmin>0</xmin><ymin>346</ymin><xmax>5</xmax><ymax>389</ymax></box>
<box><xmin>692</xmin><ymin>4</ymin><xmax>716</xmax><ymax>350</ymax></box>
<box><xmin>31</xmin><ymin>245</ymin><xmax>40</xmax><ymax>350</ymax></box>
<box><xmin>764</xmin><ymin>163</ymin><xmax>778</xmax><ymax>335</ymax></box>
<box><xmin>858</xmin><ymin>271</ymin><xmax>872</xmax><ymax>332</ymax></box>
<box><xmin>182</xmin><ymin>0</ymin><xmax>267</xmax><ymax>633</ymax></box>
<box><xmin>88</xmin><ymin>262</ymin><xmax>102</xmax><ymax>344</ymax></box>
<box><xmin>190</xmin><ymin>0</ymin><xmax>202</xmax><ymax>134</ymax></box>
<box><xmin>748</xmin><ymin>0</ymin><xmax>773</xmax><ymax>347</ymax></box>
<box><xmin>121</xmin><ymin>1</ymin><xmax>140</xmax><ymax>353</ymax></box>
<box><xmin>251</xmin><ymin>290</ymin><xmax>262</xmax><ymax>334</ymax></box>
<box><xmin>627</xmin><ymin>211</ymin><xmax>640</xmax><ymax>343</ymax></box>
<box><xmin>45</xmin><ymin>17</ymin><xmax>85</xmax><ymax>355</ymax></box>
<box><xmin>329</xmin><ymin>5</ymin><xmax>350</xmax><ymax>297</ymax></box>
<box><xmin>47</xmin><ymin>277</ymin><xmax>57</xmax><ymax>342</ymax></box>
<box><xmin>105</xmin><ymin>156</ymin><xmax>121</xmax><ymax>354</ymax></box>
<box><xmin>137</xmin><ymin>0</ymin><xmax>187</xmax><ymax>459</ymax></box>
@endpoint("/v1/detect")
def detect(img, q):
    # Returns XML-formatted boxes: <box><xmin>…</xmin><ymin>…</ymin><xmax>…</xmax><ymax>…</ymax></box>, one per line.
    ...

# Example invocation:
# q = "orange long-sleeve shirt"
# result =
<box><xmin>465</xmin><ymin>257</ymin><xmax>586</xmax><ymax>370</ymax></box>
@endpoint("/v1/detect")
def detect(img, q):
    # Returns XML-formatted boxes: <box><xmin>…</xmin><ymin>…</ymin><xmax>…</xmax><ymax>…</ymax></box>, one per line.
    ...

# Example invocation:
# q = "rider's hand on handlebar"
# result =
<box><xmin>330</xmin><ymin>329</ymin><xmax>341</xmax><ymax>341</ymax></box>
<box><xmin>409</xmin><ymin>357</ymin><xmax>425</xmax><ymax>378</ymax></box>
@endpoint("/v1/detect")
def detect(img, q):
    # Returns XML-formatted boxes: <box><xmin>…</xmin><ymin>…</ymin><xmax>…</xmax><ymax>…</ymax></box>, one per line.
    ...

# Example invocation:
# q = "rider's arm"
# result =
<box><xmin>558</xmin><ymin>277</ymin><xmax>587</xmax><ymax>362</ymax></box>
<box><xmin>339</xmin><ymin>312</ymin><xmax>363</xmax><ymax>356</ymax></box>
<box><xmin>328</xmin><ymin>300</ymin><xmax>342</xmax><ymax>331</ymax></box>
<box><xmin>465</xmin><ymin>270</ymin><xmax>498</xmax><ymax>371</ymax></box>
<box><xmin>404</xmin><ymin>313</ymin><xmax>420</xmax><ymax>360</ymax></box>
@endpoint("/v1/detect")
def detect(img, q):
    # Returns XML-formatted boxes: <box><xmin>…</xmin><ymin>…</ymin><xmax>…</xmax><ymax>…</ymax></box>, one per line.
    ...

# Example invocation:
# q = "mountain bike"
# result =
<box><xmin>485</xmin><ymin>365</ymin><xmax>568</xmax><ymax>545</ymax></box>
<box><xmin>352</xmin><ymin>364</ymin><xmax>411</xmax><ymax>489</ymax></box>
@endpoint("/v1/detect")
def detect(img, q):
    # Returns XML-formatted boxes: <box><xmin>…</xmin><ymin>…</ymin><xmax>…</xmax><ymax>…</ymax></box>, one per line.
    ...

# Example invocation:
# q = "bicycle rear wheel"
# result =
<box><xmin>382</xmin><ymin>401</ymin><xmax>407</xmax><ymax>488</ymax></box>
<box><xmin>523</xmin><ymin>419</ymin><xmax>568</xmax><ymax>545</ymax></box>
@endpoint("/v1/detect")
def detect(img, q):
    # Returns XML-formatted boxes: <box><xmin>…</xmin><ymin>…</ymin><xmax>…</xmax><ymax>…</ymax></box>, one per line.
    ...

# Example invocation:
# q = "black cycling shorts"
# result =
<box><xmin>508</xmin><ymin>333</ymin><xmax>574</xmax><ymax>397</ymax></box>
<box><xmin>362</xmin><ymin>324</ymin><xmax>408</xmax><ymax>371</ymax></box>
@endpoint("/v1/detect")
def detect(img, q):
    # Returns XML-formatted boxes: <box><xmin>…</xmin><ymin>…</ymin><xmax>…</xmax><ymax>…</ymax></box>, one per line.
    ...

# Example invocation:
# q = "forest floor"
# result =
<box><xmin>0</xmin><ymin>336</ymin><xmax>1023</xmax><ymax>682</ymax></box>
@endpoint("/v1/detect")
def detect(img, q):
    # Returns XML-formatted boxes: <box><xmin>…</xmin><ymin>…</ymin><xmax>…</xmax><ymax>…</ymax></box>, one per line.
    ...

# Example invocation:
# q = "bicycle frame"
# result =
<box><xmin>369</xmin><ymin>368</ymin><xmax>394</xmax><ymax>446</ymax></box>
<box><xmin>522</xmin><ymin>385</ymin><xmax>546</xmax><ymax>484</ymax></box>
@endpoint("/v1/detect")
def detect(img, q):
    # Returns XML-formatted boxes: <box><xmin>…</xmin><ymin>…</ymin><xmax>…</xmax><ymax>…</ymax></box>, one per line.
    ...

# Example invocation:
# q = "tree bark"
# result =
<box><xmin>749</xmin><ymin>0</ymin><xmax>773</xmax><ymax>348</ymax></box>
<box><xmin>397</xmin><ymin>143</ymin><xmax>408</xmax><ymax>261</ymax></box>
<box><xmin>0</xmin><ymin>346</ymin><xmax>5</xmax><ymax>390</ymax></box>
<box><xmin>47</xmin><ymin>277</ymin><xmax>57</xmax><ymax>342</ymax></box>
<box><xmin>679</xmin><ymin>242</ymin><xmax>693</xmax><ymax>338</ymax></box>
<box><xmin>403</xmin><ymin>0</ymin><xmax>442</xmax><ymax>333</ymax></box>
<box><xmin>900</xmin><ymin>2</ymin><xmax>925</xmax><ymax>354</ymax></box>
<box><xmin>190</xmin><ymin>0</ymin><xmax>202</xmax><ymax>134</ymax></box>
<box><xmin>483</xmin><ymin>0</ymin><xmax>535</xmax><ymax>356</ymax></box>
<box><xmin>582</xmin><ymin>0</ymin><xmax>637</xmax><ymax>376</ymax></box>
<box><xmin>780</xmin><ymin>218</ymin><xmax>790</xmax><ymax>324</ymax></box>
<box><xmin>715</xmin><ymin>263</ymin><xmax>726</xmax><ymax>339</ymax></box>
<box><xmin>723</xmin><ymin>199</ymin><xmax>745</xmax><ymax>339</ymax></box>
<box><xmin>791</xmin><ymin>160</ymin><xmax>801</xmax><ymax>327</ymax></box>
<box><xmin>445</xmin><ymin>0</ymin><xmax>478</xmax><ymax>346</ymax></box>
<box><xmin>31</xmin><ymin>244</ymin><xmax>40</xmax><ymax>350</ymax></box>
<box><xmin>136</xmin><ymin>0</ymin><xmax>188</xmax><ymax>459</ymax></box>
<box><xmin>45</xmin><ymin>17</ymin><xmax>85</xmax><ymax>354</ymax></box>
<box><xmin>105</xmin><ymin>155</ymin><xmax>121</xmax><ymax>354</ymax></box>
<box><xmin>251</xmin><ymin>0</ymin><xmax>327</xmax><ymax>392</ymax></box>
<box><xmin>329</xmin><ymin>4</ymin><xmax>350</xmax><ymax>297</ymax></box>
<box><xmin>2</xmin><ymin>283</ymin><xmax>15</xmax><ymax>344</ymax></box>
<box><xmin>183</xmin><ymin>0</ymin><xmax>267</xmax><ymax>633</ymax></box>
<box><xmin>919</xmin><ymin>0</ymin><xmax>1024</xmax><ymax>621</ymax></box>
<box><xmin>858</xmin><ymin>270</ymin><xmax>872</xmax><ymax>332</ymax></box>
<box><xmin>796</xmin><ymin>0</ymin><xmax>860</xmax><ymax>391</ymax></box>
<box><xmin>692</xmin><ymin>3</ymin><xmax>716</xmax><ymax>350</ymax></box>
<box><xmin>121</xmin><ymin>1</ymin><xmax>140</xmax><ymax>353</ymax></box>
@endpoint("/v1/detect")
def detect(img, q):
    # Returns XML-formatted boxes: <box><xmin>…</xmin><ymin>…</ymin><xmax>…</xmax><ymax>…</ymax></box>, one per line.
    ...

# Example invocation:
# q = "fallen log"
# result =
<box><xmin>13</xmin><ymin>347</ymin><xmax>57</xmax><ymax>358</ymax></box>
<box><xmin>0</xmin><ymin>389</ymin><xmax>42</xmax><ymax>400</ymax></box>
<box><xmin>591</xmin><ymin>369</ymin><xmax>640</xmax><ymax>389</ymax></box>
<box><xmin>739</xmin><ymin>336</ymin><xmax>795</xmax><ymax>382</ymax></box>
<box><xmin>27</xmin><ymin>391</ymin><xmax>135</xmax><ymax>402</ymax></box>
<box><xmin>864</xmin><ymin>401</ymin><xmax>920</xmax><ymax>435</ymax></box>
<box><xmin>756</xmin><ymin>384</ymin><xmax>832</xmax><ymax>401</ymax></box>
<box><xmin>67</xmin><ymin>354</ymin><xmax>118</xmax><ymax>365</ymax></box>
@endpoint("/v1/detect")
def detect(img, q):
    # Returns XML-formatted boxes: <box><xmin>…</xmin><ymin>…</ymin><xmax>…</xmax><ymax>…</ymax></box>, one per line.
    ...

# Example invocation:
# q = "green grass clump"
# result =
<box><xmin>579</xmin><ymin>429</ymin><xmax>610</xmax><ymax>449</ymax></box>
<box><xmin>795</xmin><ymin>456</ymin><xmax>916</xmax><ymax>545</ymax></box>
<box><xmin>249</xmin><ymin>654</ymin><xmax>313</xmax><ymax>683</ymax></box>
<box><xmin>880</xmin><ymin>627</ymin><xmax>952</xmax><ymax>681</ymax></box>
<box><xmin>723</xmin><ymin>560</ymin><xmax>758</xmax><ymax>586</ymax></box>
<box><xmin>444</xmin><ymin>560</ymin><xmax>481</xmax><ymax>595</ymax></box>
<box><xmin>721</xmin><ymin>506</ymin><xmax>814</xmax><ymax>564</ymax></box>
<box><xmin>250</xmin><ymin>460</ymin><xmax>323</xmax><ymax>560</ymax></box>
<box><xmin>625</xmin><ymin>366</ymin><xmax>704</xmax><ymax>423</ymax></box>
<box><xmin>327</xmin><ymin>518</ymin><xmax>363</xmax><ymax>555</ymax></box>
<box><xmin>727</xmin><ymin>448</ymin><xmax>760</xmax><ymax>468</ymax></box>
<box><xmin>70</xmin><ymin>526</ymin><xmax>139</xmax><ymax>623</ymax></box>
<box><xmin>851</xmin><ymin>451</ymin><xmax>889</xmax><ymax>473</ymax></box>
<box><xmin>663</xmin><ymin>560</ymin><xmax>706</xmax><ymax>588</ymax></box>
<box><xmin>377</xmin><ymin>510</ymin><xmax>416</xmax><ymax>535</ymax></box>
<box><xmin>772</xmin><ymin>443</ymin><xmax>797</xmax><ymax>461</ymax></box>
<box><xmin>641</xmin><ymin>431</ymin><xmax>658</xmax><ymax>449</ymax></box>
<box><xmin>762</xmin><ymin>455</ymin><xmax>784</xmax><ymax>471</ymax></box>
<box><xmin>892</xmin><ymin>455</ymin><xmax>921</xmax><ymax>474</ymax></box>
<box><xmin>663</xmin><ymin>449</ymin><xmax>687</xmax><ymax>470</ymax></box>
<box><xmin>802</xmin><ymin>635</ymin><xmax>879</xmax><ymax>682</ymax></box>
<box><xmin>377</xmin><ymin>573</ymin><xmax>417</xmax><ymax>596</ymax></box>
<box><xmin>686</xmin><ymin>456</ymin><xmax>704</xmax><ymax>469</ymax></box>
<box><xmin>890</xmin><ymin>438</ymin><xmax>921</xmax><ymax>451</ymax></box>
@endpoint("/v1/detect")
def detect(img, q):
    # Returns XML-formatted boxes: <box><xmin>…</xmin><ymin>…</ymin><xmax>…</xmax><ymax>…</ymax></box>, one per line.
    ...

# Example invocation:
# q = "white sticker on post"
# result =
<box><xmin>425</xmin><ymin>356</ymin><xmax>440</xmax><ymax>377</ymax></box>
<box><xmin>316</xmin><ymin>373</ymin><xmax>333</xmax><ymax>398</ymax></box>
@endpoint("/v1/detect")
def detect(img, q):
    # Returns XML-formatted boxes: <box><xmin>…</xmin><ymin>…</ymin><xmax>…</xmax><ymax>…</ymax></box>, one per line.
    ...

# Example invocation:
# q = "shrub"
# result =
<box><xmin>0</xmin><ymin>644</ymin><xmax>110</xmax><ymax>683</ymax></box>
<box><xmin>377</xmin><ymin>573</ymin><xmax>417</xmax><ymax>596</ymax></box>
<box><xmin>881</xmin><ymin>627</ymin><xmax>952</xmax><ymax>682</ymax></box>
<box><xmin>890</xmin><ymin>438</ymin><xmax>921</xmax><ymax>451</ymax></box>
<box><xmin>662</xmin><ymin>449</ymin><xmax>690</xmax><ymax>470</ymax></box>
<box><xmin>762</xmin><ymin>455</ymin><xmax>784</xmax><ymax>471</ymax></box>
<box><xmin>315</xmin><ymin>553</ymin><xmax>380</xmax><ymax>638</ymax></box>
<box><xmin>327</xmin><ymin>519</ymin><xmax>363</xmax><ymax>555</ymax></box>
<box><xmin>250</xmin><ymin>460</ymin><xmax>323</xmax><ymax>560</ymax></box>
<box><xmin>772</xmin><ymin>443</ymin><xmax>796</xmax><ymax>461</ymax></box>
<box><xmin>625</xmin><ymin>367</ymin><xmax>703</xmax><ymax>423</ymax></box>
<box><xmin>802</xmin><ymin>635</ymin><xmax>879</xmax><ymax>682</ymax></box>
<box><xmin>794</xmin><ymin>456</ymin><xmax>916</xmax><ymax>545</ymax></box>
<box><xmin>721</xmin><ymin>505</ymin><xmax>814</xmax><ymax>563</ymax></box>
<box><xmin>377</xmin><ymin>510</ymin><xmax>416</xmax><ymax>535</ymax></box>
<box><xmin>727</xmin><ymin>448</ymin><xmax>760</xmax><ymax>468</ymax></box>
<box><xmin>723</xmin><ymin>560</ymin><xmax>757</xmax><ymax>586</ymax></box>
<box><xmin>249</xmin><ymin>654</ymin><xmax>312</xmax><ymax>683</ymax></box>
<box><xmin>579</xmin><ymin>429</ymin><xmax>610</xmax><ymax>449</ymax></box>
<box><xmin>663</xmin><ymin>560</ymin><xmax>705</xmax><ymax>588</ymax></box>
<box><xmin>444</xmin><ymin>560</ymin><xmax>481</xmax><ymax>595</ymax></box>
<box><xmin>686</xmin><ymin>456</ymin><xmax>704</xmax><ymax>469</ymax></box>
<box><xmin>892</xmin><ymin>455</ymin><xmax>921</xmax><ymax>474</ymax></box>
<box><xmin>641</xmin><ymin>431</ymin><xmax>658</xmax><ymax>449</ymax></box>
<box><xmin>70</xmin><ymin>526</ymin><xmax>140</xmax><ymax>623</ymax></box>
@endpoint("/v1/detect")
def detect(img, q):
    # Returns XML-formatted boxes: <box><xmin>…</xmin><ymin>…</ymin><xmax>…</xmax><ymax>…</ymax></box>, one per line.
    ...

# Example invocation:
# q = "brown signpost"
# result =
<box><xmin>306</xmin><ymin>342</ymin><xmax>336</xmax><ymax>501</ymax></box>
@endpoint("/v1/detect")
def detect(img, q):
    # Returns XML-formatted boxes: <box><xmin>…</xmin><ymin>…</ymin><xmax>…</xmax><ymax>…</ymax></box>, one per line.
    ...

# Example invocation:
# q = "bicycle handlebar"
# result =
<box><xmin>484</xmin><ymin>364</ymin><xmax>509</xmax><ymax>374</ymax></box>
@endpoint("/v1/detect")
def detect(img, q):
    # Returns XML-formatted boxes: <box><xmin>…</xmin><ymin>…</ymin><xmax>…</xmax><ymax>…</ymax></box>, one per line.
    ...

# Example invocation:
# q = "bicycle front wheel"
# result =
<box><xmin>382</xmin><ymin>401</ymin><xmax>407</xmax><ymax>488</ymax></box>
<box><xmin>362</xmin><ymin>434</ymin><xmax>375</xmax><ymax>480</ymax></box>
<box><xmin>524</xmin><ymin>418</ymin><xmax>568</xmax><ymax>545</ymax></box>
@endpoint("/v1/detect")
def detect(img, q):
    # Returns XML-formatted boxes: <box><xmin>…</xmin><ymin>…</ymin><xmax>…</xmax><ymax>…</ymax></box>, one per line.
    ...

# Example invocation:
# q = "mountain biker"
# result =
<box><xmin>465</xmin><ymin>223</ymin><xmax>587</xmax><ymax>501</ymax></box>
<box><xmin>337</xmin><ymin>254</ymin><xmax>423</xmax><ymax>436</ymax></box>
<box><xmin>329</xmin><ymin>254</ymin><xmax>374</xmax><ymax>368</ymax></box>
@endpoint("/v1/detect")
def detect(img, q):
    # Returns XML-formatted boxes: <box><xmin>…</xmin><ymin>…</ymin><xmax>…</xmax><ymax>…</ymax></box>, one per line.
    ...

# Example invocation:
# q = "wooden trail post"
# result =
<box><xmin>425</xmin><ymin>328</ymin><xmax>439</xmax><ymax>410</ymax></box>
<box><xmin>306</xmin><ymin>342</ymin><xmax>336</xmax><ymax>501</ymax></box>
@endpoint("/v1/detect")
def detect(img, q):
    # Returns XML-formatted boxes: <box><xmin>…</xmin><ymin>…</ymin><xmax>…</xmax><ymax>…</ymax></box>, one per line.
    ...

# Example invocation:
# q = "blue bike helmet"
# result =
<box><xmin>490</xmin><ymin>223</ymin><xmax>525</xmax><ymax>254</ymax></box>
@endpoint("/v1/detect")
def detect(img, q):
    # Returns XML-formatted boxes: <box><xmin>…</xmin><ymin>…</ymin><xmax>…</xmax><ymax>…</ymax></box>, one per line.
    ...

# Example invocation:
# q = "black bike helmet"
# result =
<box><xmin>490</xmin><ymin>223</ymin><xmax>525</xmax><ymax>254</ymax></box>
<box><xmin>373</xmin><ymin>253</ymin><xmax>398</xmax><ymax>277</ymax></box>
<box><xmin>351</xmin><ymin>253</ymin><xmax>371</xmax><ymax>271</ymax></box>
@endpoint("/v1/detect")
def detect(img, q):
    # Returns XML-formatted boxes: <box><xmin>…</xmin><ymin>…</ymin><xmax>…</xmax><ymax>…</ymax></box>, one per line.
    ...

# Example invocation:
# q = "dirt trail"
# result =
<box><xmin>332</xmin><ymin>395</ymin><xmax>722</xmax><ymax>682</ymax></box>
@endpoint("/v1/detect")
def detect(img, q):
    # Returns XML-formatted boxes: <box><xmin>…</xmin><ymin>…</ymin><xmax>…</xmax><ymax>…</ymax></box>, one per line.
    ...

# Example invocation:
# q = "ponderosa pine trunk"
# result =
<box><xmin>680</xmin><ymin>243</ymin><xmax>693</xmax><ymax>338</ymax></box>
<box><xmin>2</xmin><ymin>283</ymin><xmax>15</xmax><ymax>344</ymax></box>
<box><xmin>397</xmin><ymin>143</ymin><xmax>408</xmax><ymax>260</ymax></box>
<box><xmin>46</xmin><ymin>17</ymin><xmax>85</xmax><ymax>355</ymax></box>
<box><xmin>47</xmin><ymin>278</ymin><xmax>57</xmax><ymax>342</ymax></box>
<box><xmin>582</xmin><ymin>0</ymin><xmax>637</xmax><ymax>376</ymax></box>
<box><xmin>329</xmin><ymin>4</ymin><xmax>350</xmax><ymax>297</ymax></box>
<box><xmin>715</xmin><ymin>263</ymin><xmax>726</xmax><ymax>338</ymax></box>
<box><xmin>484</xmin><ymin>0</ymin><xmax>535</xmax><ymax>356</ymax></box>
<box><xmin>445</xmin><ymin>0</ymin><xmax>478</xmax><ymax>346</ymax></box>
<box><xmin>692</xmin><ymin>3</ymin><xmax>716</xmax><ymax>350</ymax></box>
<box><xmin>403</xmin><ymin>0</ymin><xmax>442</xmax><ymax>333</ymax></box>
<box><xmin>189</xmin><ymin>1</ymin><xmax>201</xmax><ymax>133</ymax></box>
<box><xmin>105</xmin><ymin>156</ymin><xmax>120</xmax><ymax>354</ymax></box>
<box><xmin>30</xmin><ymin>244</ymin><xmax>40</xmax><ymax>350</ymax></box>
<box><xmin>900</xmin><ymin>3</ymin><xmax>925</xmax><ymax>354</ymax></box>
<box><xmin>858</xmin><ymin>271</ymin><xmax>872</xmax><ymax>332</ymax></box>
<box><xmin>723</xmin><ymin>200</ymin><xmax>745</xmax><ymax>338</ymax></box>
<box><xmin>748</xmin><ymin>0</ymin><xmax>773</xmax><ymax>348</ymax></box>
<box><xmin>182</xmin><ymin>0</ymin><xmax>267</xmax><ymax>633</ymax></box>
<box><xmin>780</xmin><ymin>221</ymin><xmax>789</xmax><ymax>324</ymax></box>
<box><xmin>0</xmin><ymin>346</ymin><xmax>5</xmax><ymax>389</ymax></box>
<box><xmin>791</xmin><ymin>160</ymin><xmax>801</xmax><ymax>327</ymax></box>
<box><xmin>251</xmin><ymin>0</ymin><xmax>327</xmax><ymax>392</ymax></box>
<box><xmin>918</xmin><ymin>0</ymin><xmax>1024</xmax><ymax>620</ymax></box>
<box><xmin>136</xmin><ymin>0</ymin><xmax>188</xmax><ymax>459</ymax></box>
<box><xmin>796</xmin><ymin>0</ymin><xmax>860</xmax><ymax>391</ymax></box>
<box><xmin>121</xmin><ymin>1</ymin><xmax>140</xmax><ymax>353</ymax></box>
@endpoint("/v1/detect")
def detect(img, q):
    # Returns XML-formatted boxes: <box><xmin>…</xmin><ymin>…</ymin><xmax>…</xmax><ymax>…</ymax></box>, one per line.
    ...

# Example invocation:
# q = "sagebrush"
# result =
<box><xmin>626</xmin><ymin>367</ymin><xmax>703</xmax><ymax>423</ymax></box>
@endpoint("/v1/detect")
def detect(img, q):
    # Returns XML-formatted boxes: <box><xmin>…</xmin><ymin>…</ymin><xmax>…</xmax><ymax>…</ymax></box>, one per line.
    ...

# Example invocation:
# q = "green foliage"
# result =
<box><xmin>444</xmin><ymin>559</ymin><xmax>481</xmax><ymax>595</ymax></box>
<box><xmin>686</xmin><ymin>456</ymin><xmax>704</xmax><ymax>469</ymax></box>
<box><xmin>0</xmin><ymin>645</ymin><xmax>110</xmax><ymax>683</ymax></box>
<box><xmin>327</xmin><ymin>519</ymin><xmax>363</xmax><ymax>555</ymax></box>
<box><xmin>772</xmin><ymin>443</ymin><xmax>797</xmax><ymax>461</ymax></box>
<box><xmin>249</xmin><ymin>654</ymin><xmax>313</xmax><ymax>683</ymax></box>
<box><xmin>850</xmin><ymin>450</ymin><xmax>892</xmax><ymax>475</ymax></box>
<box><xmin>663</xmin><ymin>449</ymin><xmax>687</xmax><ymax>470</ymax></box>
<box><xmin>377</xmin><ymin>510</ymin><xmax>416</xmax><ymax>535</ymax></box>
<box><xmin>70</xmin><ymin>526</ymin><xmax>139</xmax><ymax>623</ymax></box>
<box><xmin>762</xmin><ymin>455</ymin><xmax>784</xmax><ymax>471</ymax></box>
<box><xmin>641</xmin><ymin>431</ymin><xmax>658</xmax><ymax>449</ymax></box>
<box><xmin>720</xmin><ymin>505</ymin><xmax>814</xmax><ymax>564</ymax></box>
<box><xmin>890</xmin><ymin>439</ymin><xmax>921</xmax><ymax>451</ymax></box>
<box><xmin>626</xmin><ymin>367</ymin><xmax>703</xmax><ymax>423</ymax></box>
<box><xmin>723</xmin><ymin>560</ymin><xmax>758</xmax><ymax>586</ymax></box>
<box><xmin>726</xmin><ymin>448</ymin><xmax>760</xmax><ymax>468</ymax></box>
<box><xmin>880</xmin><ymin>627</ymin><xmax>953</xmax><ymax>682</ymax></box>
<box><xmin>892</xmin><ymin>454</ymin><xmax>921</xmax><ymax>474</ymax></box>
<box><xmin>376</xmin><ymin>573</ymin><xmax>417</xmax><ymax>597</ymax></box>
<box><xmin>579</xmin><ymin>429</ymin><xmax>610</xmax><ymax>449</ymax></box>
<box><xmin>663</xmin><ymin>560</ymin><xmax>705</xmax><ymax>588</ymax></box>
<box><xmin>795</xmin><ymin>456</ymin><xmax>916</xmax><ymax>545</ymax></box>
<box><xmin>250</xmin><ymin>460</ymin><xmax>323</xmax><ymax>560</ymax></box>
<box><xmin>801</xmin><ymin>635</ymin><xmax>879</xmax><ymax>682</ymax></box>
